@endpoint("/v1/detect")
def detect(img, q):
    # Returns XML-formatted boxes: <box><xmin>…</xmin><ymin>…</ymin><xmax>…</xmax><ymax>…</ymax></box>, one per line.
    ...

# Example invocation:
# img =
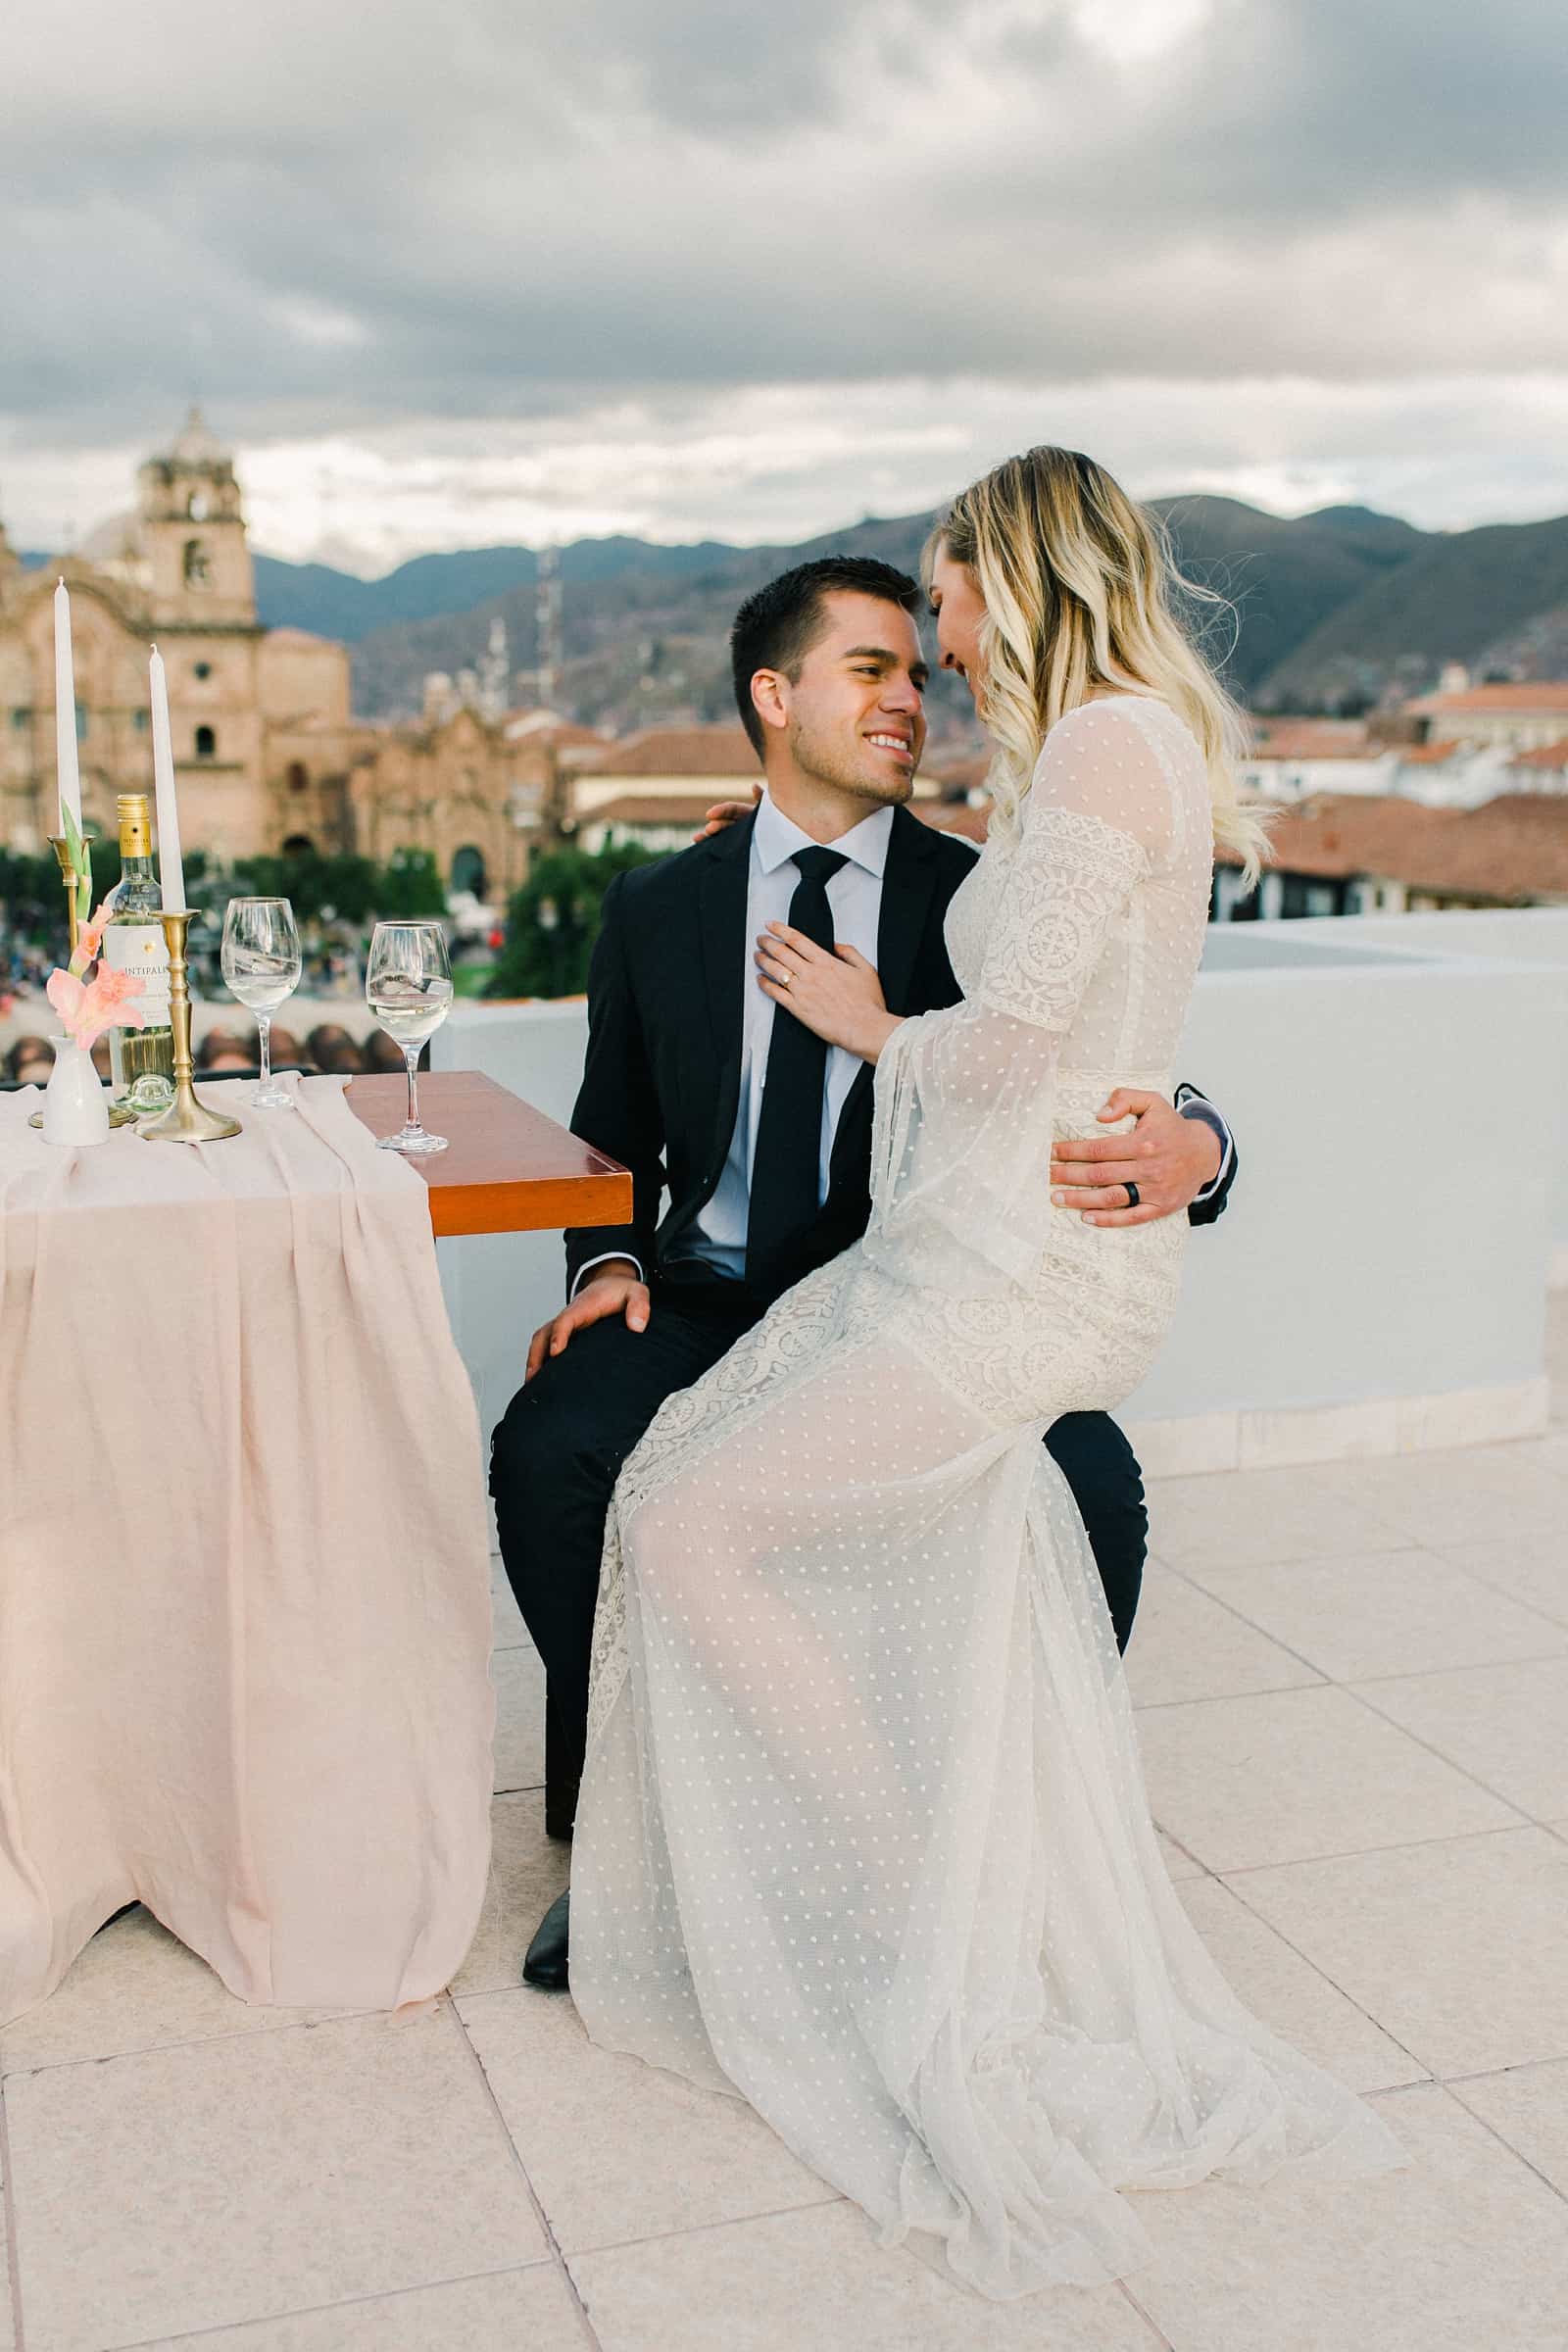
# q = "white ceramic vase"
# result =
<box><xmin>41</xmin><ymin>1035</ymin><xmax>111</xmax><ymax>1148</ymax></box>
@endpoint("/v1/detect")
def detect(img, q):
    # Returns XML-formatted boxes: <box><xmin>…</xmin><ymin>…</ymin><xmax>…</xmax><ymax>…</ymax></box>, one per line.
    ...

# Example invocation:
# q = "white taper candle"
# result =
<box><xmin>54</xmin><ymin>579</ymin><xmax>83</xmax><ymax>837</ymax></box>
<box><xmin>148</xmin><ymin>645</ymin><xmax>187</xmax><ymax>912</ymax></box>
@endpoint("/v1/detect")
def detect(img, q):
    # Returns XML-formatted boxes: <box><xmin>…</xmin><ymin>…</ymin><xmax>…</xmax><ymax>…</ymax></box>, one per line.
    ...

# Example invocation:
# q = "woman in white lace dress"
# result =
<box><xmin>570</xmin><ymin>448</ymin><xmax>1404</xmax><ymax>2298</ymax></box>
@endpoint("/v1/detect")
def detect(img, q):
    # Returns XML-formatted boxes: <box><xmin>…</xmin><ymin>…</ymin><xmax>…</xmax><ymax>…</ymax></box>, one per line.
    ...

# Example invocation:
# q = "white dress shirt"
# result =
<box><xmin>684</xmin><ymin>792</ymin><xmax>894</xmax><ymax>1280</ymax></box>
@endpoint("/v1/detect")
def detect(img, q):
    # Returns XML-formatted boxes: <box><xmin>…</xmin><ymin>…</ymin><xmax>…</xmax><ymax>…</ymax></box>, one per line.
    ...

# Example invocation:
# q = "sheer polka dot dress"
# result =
<box><xmin>570</xmin><ymin>696</ymin><xmax>1405</xmax><ymax>2300</ymax></box>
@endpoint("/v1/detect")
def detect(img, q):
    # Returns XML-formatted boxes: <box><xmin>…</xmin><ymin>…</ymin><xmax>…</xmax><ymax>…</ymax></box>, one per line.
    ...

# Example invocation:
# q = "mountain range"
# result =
<box><xmin>34</xmin><ymin>493</ymin><xmax>1568</xmax><ymax>726</ymax></box>
<box><xmin>255</xmin><ymin>497</ymin><xmax>1440</xmax><ymax>729</ymax></box>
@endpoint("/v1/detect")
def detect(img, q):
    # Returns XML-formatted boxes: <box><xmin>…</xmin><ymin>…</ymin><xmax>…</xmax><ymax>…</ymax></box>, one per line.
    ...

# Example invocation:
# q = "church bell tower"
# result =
<box><xmin>137</xmin><ymin>407</ymin><xmax>257</xmax><ymax>628</ymax></box>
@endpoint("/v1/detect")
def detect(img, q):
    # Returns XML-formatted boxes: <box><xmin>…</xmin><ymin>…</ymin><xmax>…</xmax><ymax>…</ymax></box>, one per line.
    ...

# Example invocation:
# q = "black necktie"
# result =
<box><xmin>746</xmin><ymin>847</ymin><xmax>850</xmax><ymax>1290</ymax></box>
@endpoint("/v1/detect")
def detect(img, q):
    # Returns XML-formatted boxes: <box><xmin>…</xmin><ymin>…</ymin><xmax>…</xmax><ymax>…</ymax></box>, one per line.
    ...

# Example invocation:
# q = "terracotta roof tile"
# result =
<box><xmin>1219</xmin><ymin>793</ymin><xmax>1568</xmax><ymax>902</ymax></box>
<box><xmin>566</xmin><ymin>724</ymin><xmax>759</xmax><ymax>777</ymax></box>
<box><xmin>1246</xmin><ymin>717</ymin><xmax>1377</xmax><ymax>760</ymax></box>
<box><xmin>1407</xmin><ymin>682</ymin><xmax>1568</xmax><ymax>715</ymax></box>
<box><xmin>582</xmin><ymin>792</ymin><xmax>723</xmax><ymax>829</ymax></box>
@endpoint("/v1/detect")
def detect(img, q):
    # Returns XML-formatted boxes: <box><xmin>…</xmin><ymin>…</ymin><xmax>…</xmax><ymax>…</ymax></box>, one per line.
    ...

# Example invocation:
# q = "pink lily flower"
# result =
<box><xmin>45</xmin><ymin>964</ymin><xmax>151</xmax><ymax>1054</ymax></box>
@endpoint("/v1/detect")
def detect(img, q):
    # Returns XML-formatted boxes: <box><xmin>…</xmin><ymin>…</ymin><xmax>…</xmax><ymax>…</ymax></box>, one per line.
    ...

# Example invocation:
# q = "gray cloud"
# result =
<box><xmin>3</xmin><ymin>0</ymin><xmax>1566</xmax><ymax>554</ymax></box>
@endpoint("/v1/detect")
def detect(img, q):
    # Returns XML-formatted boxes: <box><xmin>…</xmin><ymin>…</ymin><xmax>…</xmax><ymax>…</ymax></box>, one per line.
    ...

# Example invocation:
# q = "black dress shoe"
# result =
<box><xmin>522</xmin><ymin>1889</ymin><xmax>570</xmax><ymax>1989</ymax></box>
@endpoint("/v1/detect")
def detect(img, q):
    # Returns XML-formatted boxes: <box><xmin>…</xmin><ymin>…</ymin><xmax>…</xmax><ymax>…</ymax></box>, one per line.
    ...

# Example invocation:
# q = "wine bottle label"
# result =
<box><xmin>101</xmin><ymin>922</ymin><xmax>173</xmax><ymax>1019</ymax></box>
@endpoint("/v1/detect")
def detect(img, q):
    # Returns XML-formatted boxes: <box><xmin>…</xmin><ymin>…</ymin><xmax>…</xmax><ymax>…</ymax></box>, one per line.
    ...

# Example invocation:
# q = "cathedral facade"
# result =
<box><xmin>0</xmin><ymin>413</ymin><xmax>603</xmax><ymax>902</ymax></box>
<box><xmin>0</xmin><ymin>411</ymin><xmax>363</xmax><ymax>864</ymax></box>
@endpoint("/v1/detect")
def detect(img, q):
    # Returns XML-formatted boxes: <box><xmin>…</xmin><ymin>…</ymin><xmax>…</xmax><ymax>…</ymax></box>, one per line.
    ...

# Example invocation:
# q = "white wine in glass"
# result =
<box><xmin>366</xmin><ymin>919</ymin><xmax>454</xmax><ymax>1153</ymax></box>
<box><xmin>221</xmin><ymin>897</ymin><xmax>303</xmax><ymax>1109</ymax></box>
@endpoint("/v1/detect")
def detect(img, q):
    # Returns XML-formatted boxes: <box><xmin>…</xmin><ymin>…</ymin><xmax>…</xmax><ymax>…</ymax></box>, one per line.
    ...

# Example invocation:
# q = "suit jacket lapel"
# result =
<box><xmin>696</xmin><ymin>809</ymin><xmax>756</xmax><ymax>1169</ymax></box>
<box><xmin>831</xmin><ymin>806</ymin><xmax>943</xmax><ymax>1174</ymax></box>
<box><xmin>874</xmin><ymin>803</ymin><xmax>942</xmax><ymax>1015</ymax></box>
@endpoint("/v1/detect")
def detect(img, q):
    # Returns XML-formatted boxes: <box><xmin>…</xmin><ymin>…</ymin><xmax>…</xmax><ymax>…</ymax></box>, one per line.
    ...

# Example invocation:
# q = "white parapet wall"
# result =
<box><xmin>433</xmin><ymin>907</ymin><xmax>1568</xmax><ymax>1477</ymax></box>
<box><xmin>1118</xmin><ymin>918</ymin><xmax>1567</xmax><ymax>1472</ymax></box>
<box><xmin>429</xmin><ymin>1001</ymin><xmax>597</xmax><ymax>1463</ymax></box>
<box><xmin>1297</xmin><ymin>907</ymin><xmax>1568</xmax><ymax>1287</ymax></box>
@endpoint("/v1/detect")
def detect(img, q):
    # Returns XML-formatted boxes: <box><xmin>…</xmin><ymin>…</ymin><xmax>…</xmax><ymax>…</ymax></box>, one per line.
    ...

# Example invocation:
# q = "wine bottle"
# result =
<box><xmin>102</xmin><ymin>793</ymin><xmax>175</xmax><ymax>1113</ymax></box>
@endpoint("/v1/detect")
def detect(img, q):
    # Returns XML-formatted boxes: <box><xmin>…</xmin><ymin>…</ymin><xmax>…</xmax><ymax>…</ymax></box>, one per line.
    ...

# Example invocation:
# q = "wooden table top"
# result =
<box><xmin>345</xmin><ymin>1070</ymin><xmax>633</xmax><ymax>1239</ymax></box>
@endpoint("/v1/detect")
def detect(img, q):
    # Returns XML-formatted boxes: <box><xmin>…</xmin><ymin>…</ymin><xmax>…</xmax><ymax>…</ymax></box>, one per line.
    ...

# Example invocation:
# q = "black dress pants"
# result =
<box><xmin>489</xmin><ymin>1270</ymin><xmax>1149</xmax><ymax>1837</ymax></box>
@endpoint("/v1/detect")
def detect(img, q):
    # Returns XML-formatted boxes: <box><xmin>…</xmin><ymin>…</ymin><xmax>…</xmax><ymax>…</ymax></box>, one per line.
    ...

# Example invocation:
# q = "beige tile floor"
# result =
<box><xmin>4</xmin><ymin>1296</ymin><xmax>1566</xmax><ymax>2352</ymax></box>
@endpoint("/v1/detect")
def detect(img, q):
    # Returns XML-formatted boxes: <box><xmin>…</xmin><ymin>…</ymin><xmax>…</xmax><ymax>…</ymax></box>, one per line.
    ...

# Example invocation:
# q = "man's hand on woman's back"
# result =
<box><xmin>525</xmin><ymin>1262</ymin><xmax>652</xmax><ymax>1381</ymax></box>
<box><xmin>1050</xmin><ymin>1091</ymin><xmax>1222</xmax><ymax>1226</ymax></box>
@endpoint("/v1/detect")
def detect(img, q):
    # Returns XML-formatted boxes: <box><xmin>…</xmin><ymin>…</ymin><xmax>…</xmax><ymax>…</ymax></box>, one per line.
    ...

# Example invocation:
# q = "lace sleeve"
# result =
<box><xmin>865</xmin><ymin>702</ymin><xmax>1173</xmax><ymax>1291</ymax></box>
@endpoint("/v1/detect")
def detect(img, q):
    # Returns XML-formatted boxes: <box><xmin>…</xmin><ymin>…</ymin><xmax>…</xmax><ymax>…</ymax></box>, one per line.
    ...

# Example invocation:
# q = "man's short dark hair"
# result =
<box><xmin>730</xmin><ymin>556</ymin><xmax>923</xmax><ymax>758</ymax></box>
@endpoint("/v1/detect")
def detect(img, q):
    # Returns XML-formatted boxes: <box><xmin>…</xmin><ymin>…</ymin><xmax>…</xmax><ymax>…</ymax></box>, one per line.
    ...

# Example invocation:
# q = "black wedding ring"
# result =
<box><xmin>1124</xmin><ymin>1180</ymin><xmax>1141</xmax><ymax>1209</ymax></box>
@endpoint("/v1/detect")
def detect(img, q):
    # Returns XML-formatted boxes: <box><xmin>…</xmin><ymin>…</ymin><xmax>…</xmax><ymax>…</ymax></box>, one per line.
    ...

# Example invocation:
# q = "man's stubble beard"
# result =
<box><xmin>787</xmin><ymin>716</ymin><xmax>916</xmax><ymax>812</ymax></box>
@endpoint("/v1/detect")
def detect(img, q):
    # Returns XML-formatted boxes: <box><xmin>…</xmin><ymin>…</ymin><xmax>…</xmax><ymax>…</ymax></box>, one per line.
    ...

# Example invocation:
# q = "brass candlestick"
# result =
<box><xmin>137</xmin><ymin>911</ymin><xmax>243</xmax><ymax>1144</ymax></box>
<box><xmin>47</xmin><ymin>832</ymin><xmax>83</xmax><ymax>956</ymax></box>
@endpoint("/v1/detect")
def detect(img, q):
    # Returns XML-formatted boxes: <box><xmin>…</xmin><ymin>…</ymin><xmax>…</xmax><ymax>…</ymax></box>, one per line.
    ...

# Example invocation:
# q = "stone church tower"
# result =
<box><xmin>136</xmin><ymin>408</ymin><xmax>258</xmax><ymax>628</ymax></box>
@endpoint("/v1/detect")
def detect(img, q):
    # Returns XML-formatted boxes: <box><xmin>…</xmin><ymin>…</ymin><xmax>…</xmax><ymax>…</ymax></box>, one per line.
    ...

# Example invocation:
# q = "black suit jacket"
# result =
<box><xmin>564</xmin><ymin>805</ymin><xmax>1236</xmax><ymax>1300</ymax></box>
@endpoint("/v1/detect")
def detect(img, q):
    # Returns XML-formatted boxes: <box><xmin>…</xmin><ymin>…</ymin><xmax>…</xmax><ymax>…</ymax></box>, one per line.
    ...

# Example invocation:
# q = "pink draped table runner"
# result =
<box><xmin>0</xmin><ymin>1074</ymin><xmax>495</xmax><ymax>2029</ymax></box>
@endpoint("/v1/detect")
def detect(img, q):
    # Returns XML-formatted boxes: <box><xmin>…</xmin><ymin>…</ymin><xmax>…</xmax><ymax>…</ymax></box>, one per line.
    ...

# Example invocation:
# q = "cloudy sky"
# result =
<box><xmin>6</xmin><ymin>0</ymin><xmax>1567</xmax><ymax>574</ymax></box>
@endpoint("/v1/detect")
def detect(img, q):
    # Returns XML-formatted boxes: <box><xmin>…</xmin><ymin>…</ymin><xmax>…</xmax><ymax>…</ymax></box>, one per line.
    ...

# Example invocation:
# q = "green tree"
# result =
<box><xmin>374</xmin><ymin>848</ymin><xmax>448</xmax><ymax>918</ymax></box>
<box><xmin>231</xmin><ymin>849</ymin><xmax>383</xmax><ymax>924</ymax></box>
<box><xmin>2</xmin><ymin>841</ymin><xmax>450</xmax><ymax>961</ymax></box>
<box><xmin>0</xmin><ymin>849</ymin><xmax>62</xmax><ymax>941</ymax></box>
<box><xmin>486</xmin><ymin>842</ymin><xmax>657</xmax><ymax>1000</ymax></box>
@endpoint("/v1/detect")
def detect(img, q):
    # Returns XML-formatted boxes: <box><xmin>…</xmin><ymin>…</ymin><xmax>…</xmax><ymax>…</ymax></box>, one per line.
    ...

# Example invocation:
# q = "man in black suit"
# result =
<box><xmin>490</xmin><ymin>556</ymin><xmax>1237</xmax><ymax>1987</ymax></box>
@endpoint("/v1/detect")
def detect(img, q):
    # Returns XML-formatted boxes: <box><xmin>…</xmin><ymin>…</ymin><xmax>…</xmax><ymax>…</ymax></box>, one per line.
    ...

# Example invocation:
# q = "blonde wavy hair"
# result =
<box><xmin>926</xmin><ymin>447</ymin><xmax>1270</xmax><ymax>883</ymax></box>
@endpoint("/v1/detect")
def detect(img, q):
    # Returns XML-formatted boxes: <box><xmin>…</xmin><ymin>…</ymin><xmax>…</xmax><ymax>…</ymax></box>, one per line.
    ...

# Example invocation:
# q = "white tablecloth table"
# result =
<box><xmin>0</xmin><ymin>1075</ymin><xmax>495</xmax><ymax>2028</ymax></box>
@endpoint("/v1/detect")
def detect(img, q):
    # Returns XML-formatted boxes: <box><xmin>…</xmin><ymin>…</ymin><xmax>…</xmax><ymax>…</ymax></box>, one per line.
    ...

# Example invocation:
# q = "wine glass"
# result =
<box><xmin>221</xmin><ymin>897</ymin><xmax>303</xmax><ymax>1109</ymax></box>
<box><xmin>365</xmin><ymin>919</ymin><xmax>454</xmax><ymax>1153</ymax></box>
